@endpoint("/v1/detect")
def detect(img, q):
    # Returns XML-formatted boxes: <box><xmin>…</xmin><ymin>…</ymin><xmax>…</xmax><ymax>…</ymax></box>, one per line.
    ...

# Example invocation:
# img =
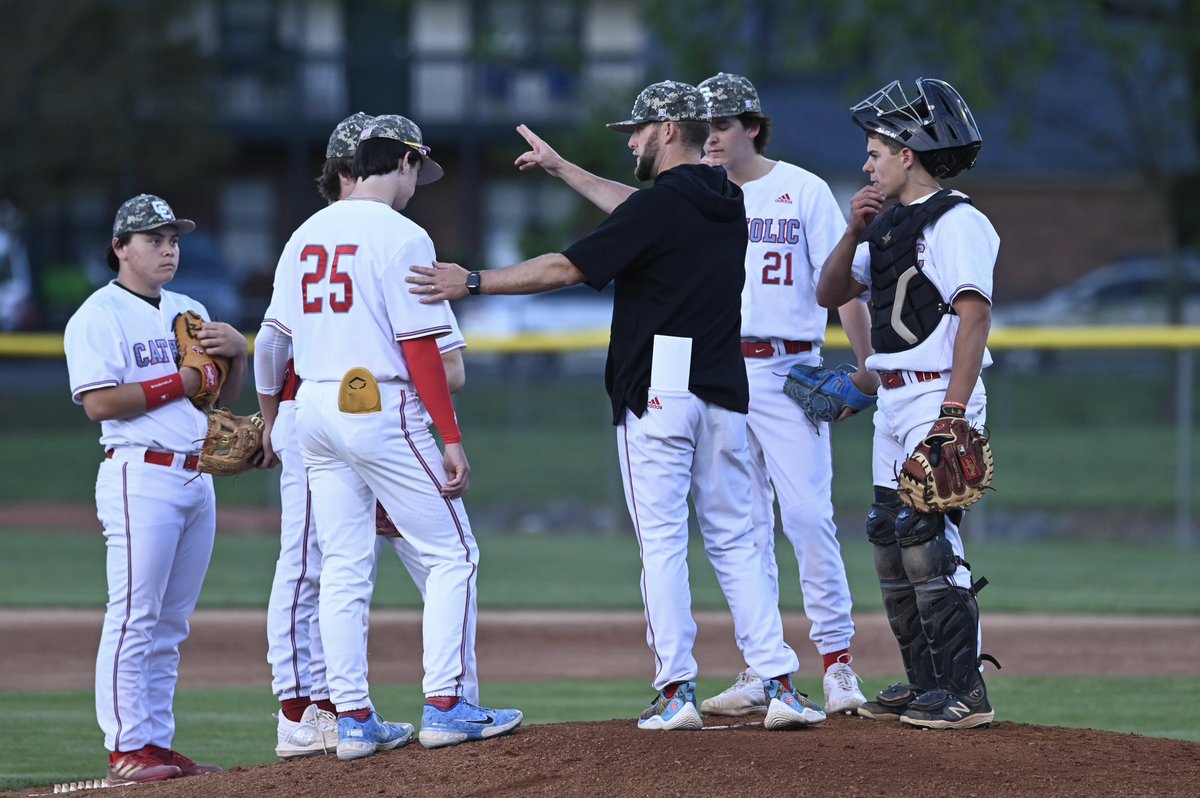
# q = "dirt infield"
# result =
<box><xmin>4</xmin><ymin>609</ymin><xmax>1200</xmax><ymax>797</ymax></box>
<box><xmin>2</xmin><ymin>609</ymin><xmax>1198</xmax><ymax>690</ymax></box>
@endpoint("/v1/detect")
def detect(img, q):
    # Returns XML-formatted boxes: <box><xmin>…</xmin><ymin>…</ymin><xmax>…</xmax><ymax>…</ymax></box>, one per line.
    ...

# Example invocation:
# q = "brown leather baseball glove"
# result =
<box><xmin>897</xmin><ymin>407</ymin><xmax>994</xmax><ymax>513</ymax></box>
<box><xmin>196</xmin><ymin>409</ymin><xmax>265</xmax><ymax>477</ymax></box>
<box><xmin>173</xmin><ymin>310</ymin><xmax>229</xmax><ymax>410</ymax></box>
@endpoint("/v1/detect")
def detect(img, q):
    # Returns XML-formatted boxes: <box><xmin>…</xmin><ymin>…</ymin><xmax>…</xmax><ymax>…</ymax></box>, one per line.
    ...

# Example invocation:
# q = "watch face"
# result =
<box><xmin>467</xmin><ymin>272</ymin><xmax>481</xmax><ymax>292</ymax></box>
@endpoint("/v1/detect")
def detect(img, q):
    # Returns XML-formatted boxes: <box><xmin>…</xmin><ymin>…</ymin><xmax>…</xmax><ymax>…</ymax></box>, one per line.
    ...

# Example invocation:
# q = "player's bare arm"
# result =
<box><xmin>944</xmin><ymin>291</ymin><xmax>992</xmax><ymax>407</ymax></box>
<box><xmin>442</xmin><ymin>349</ymin><xmax>466</xmax><ymax>394</ymax></box>
<box><xmin>440</xmin><ymin>442</ymin><xmax>470</xmax><ymax>499</ymax></box>
<box><xmin>836</xmin><ymin>297</ymin><xmax>879</xmax><ymax>417</ymax></box>
<box><xmin>515</xmin><ymin>125</ymin><xmax>636</xmax><ymax>214</ymax></box>
<box><xmin>408</xmin><ymin>254</ymin><xmax>585</xmax><ymax>303</ymax></box>
<box><xmin>256</xmin><ymin>391</ymin><xmax>281</xmax><ymax>468</ymax></box>
<box><xmin>817</xmin><ymin>185</ymin><xmax>885</xmax><ymax>308</ymax></box>
<box><xmin>79</xmin><ymin>367</ymin><xmax>206</xmax><ymax>422</ymax></box>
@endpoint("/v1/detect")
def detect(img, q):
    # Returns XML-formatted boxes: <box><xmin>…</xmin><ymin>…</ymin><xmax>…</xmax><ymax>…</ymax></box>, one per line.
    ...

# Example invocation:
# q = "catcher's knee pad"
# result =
<box><xmin>866</xmin><ymin>487</ymin><xmax>903</xmax><ymax>547</ymax></box>
<box><xmin>914</xmin><ymin>578</ymin><xmax>986</xmax><ymax>697</ymax></box>
<box><xmin>896</xmin><ymin>509</ymin><xmax>957</xmax><ymax>584</ymax></box>
<box><xmin>869</xmin><ymin>489</ymin><xmax>935</xmax><ymax>689</ymax></box>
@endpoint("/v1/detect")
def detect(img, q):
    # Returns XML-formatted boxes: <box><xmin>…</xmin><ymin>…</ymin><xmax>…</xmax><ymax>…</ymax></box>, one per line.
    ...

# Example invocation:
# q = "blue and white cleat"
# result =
<box><xmin>419</xmin><ymin>700</ymin><xmax>523</xmax><ymax>749</ymax></box>
<box><xmin>336</xmin><ymin>711</ymin><xmax>414</xmax><ymax>761</ymax></box>
<box><xmin>636</xmin><ymin>681</ymin><xmax>703</xmax><ymax>731</ymax></box>
<box><xmin>763</xmin><ymin>678</ymin><xmax>827</xmax><ymax>730</ymax></box>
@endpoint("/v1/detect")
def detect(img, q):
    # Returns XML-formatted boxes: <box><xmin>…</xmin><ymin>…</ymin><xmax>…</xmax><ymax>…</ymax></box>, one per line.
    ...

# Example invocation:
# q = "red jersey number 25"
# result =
<box><xmin>301</xmin><ymin>244</ymin><xmax>356</xmax><ymax>313</ymax></box>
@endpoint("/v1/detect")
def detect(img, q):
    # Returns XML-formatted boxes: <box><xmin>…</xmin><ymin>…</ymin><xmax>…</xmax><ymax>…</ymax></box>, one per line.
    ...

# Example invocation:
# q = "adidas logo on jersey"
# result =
<box><xmin>775</xmin><ymin>193</ymin><xmax>792</xmax><ymax>204</ymax></box>
<box><xmin>647</xmin><ymin>396</ymin><xmax>663</xmax><ymax>410</ymax></box>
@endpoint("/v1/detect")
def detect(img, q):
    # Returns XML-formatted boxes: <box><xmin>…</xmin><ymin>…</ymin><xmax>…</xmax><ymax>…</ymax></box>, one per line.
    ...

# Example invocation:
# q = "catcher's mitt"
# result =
<box><xmin>173</xmin><ymin>310</ymin><xmax>229</xmax><ymax>410</ymax></box>
<box><xmin>783</xmin><ymin>363</ymin><xmax>877</xmax><ymax>429</ymax></box>
<box><xmin>196</xmin><ymin>409</ymin><xmax>265</xmax><ymax>477</ymax></box>
<box><xmin>896</xmin><ymin>408</ymin><xmax>994</xmax><ymax>513</ymax></box>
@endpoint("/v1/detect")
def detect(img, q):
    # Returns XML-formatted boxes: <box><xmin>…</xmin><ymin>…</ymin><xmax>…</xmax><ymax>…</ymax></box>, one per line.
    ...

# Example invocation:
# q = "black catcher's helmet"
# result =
<box><xmin>851</xmin><ymin>78</ymin><xmax>982</xmax><ymax>178</ymax></box>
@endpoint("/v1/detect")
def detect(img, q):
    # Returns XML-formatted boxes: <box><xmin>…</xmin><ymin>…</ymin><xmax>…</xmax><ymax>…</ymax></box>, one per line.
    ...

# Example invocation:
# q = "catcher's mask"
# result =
<box><xmin>851</xmin><ymin>78</ymin><xmax>982</xmax><ymax>178</ymax></box>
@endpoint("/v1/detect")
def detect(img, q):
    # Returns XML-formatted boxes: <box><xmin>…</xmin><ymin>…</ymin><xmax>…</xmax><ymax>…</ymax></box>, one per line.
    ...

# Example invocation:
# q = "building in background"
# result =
<box><xmin>12</xmin><ymin>0</ymin><xmax>1190</xmax><ymax>330</ymax></box>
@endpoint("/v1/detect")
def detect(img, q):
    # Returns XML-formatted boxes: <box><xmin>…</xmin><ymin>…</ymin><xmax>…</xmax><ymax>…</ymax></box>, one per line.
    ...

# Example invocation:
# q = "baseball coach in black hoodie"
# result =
<box><xmin>408</xmin><ymin>80</ymin><xmax>819</xmax><ymax>733</ymax></box>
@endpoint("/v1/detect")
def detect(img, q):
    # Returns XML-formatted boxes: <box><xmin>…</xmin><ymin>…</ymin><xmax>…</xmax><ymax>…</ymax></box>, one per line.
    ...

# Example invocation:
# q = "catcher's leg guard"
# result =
<box><xmin>895</xmin><ymin>507</ymin><xmax>990</xmax><ymax>709</ymax></box>
<box><xmin>866</xmin><ymin>489</ymin><xmax>935</xmax><ymax>695</ymax></box>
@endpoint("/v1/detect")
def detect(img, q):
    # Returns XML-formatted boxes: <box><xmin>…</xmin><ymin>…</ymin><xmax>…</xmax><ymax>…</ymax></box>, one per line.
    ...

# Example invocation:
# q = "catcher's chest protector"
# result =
<box><xmin>865</xmin><ymin>190</ymin><xmax>970</xmax><ymax>353</ymax></box>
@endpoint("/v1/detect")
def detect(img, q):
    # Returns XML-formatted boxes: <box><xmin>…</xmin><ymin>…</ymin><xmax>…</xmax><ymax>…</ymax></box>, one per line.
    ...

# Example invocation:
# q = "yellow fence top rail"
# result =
<box><xmin>2</xmin><ymin>325</ymin><xmax>1199</xmax><ymax>357</ymax></box>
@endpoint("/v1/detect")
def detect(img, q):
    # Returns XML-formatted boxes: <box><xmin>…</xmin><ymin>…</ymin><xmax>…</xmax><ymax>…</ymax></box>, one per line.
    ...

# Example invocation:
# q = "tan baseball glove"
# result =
<box><xmin>896</xmin><ymin>408</ymin><xmax>994</xmax><ymax>513</ymax></box>
<box><xmin>196</xmin><ymin>409</ymin><xmax>265</xmax><ymax>477</ymax></box>
<box><xmin>173</xmin><ymin>310</ymin><xmax>229</xmax><ymax>410</ymax></box>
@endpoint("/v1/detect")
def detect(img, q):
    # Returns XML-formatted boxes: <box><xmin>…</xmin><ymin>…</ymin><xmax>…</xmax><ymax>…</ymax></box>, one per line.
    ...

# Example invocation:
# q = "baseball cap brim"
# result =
<box><xmin>416</xmin><ymin>157</ymin><xmax>444</xmax><ymax>186</ymax></box>
<box><xmin>606</xmin><ymin>119</ymin><xmax>645</xmax><ymax>133</ymax></box>
<box><xmin>130</xmin><ymin>219</ymin><xmax>196</xmax><ymax>236</ymax></box>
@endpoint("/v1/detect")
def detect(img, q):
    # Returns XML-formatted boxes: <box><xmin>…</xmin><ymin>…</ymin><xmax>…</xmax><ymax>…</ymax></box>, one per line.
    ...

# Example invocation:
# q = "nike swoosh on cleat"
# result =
<box><xmin>465</xmin><ymin>714</ymin><xmax>495</xmax><ymax>725</ymax></box>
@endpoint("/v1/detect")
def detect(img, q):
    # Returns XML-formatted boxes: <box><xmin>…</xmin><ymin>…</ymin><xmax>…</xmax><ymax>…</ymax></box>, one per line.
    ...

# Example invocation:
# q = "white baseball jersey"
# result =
<box><xmin>65</xmin><ymin>281</ymin><xmax>218</xmax><ymax>753</ymax></box>
<box><xmin>65</xmin><ymin>282</ymin><xmax>211</xmax><ymax>451</ymax></box>
<box><xmin>740</xmin><ymin>161</ymin><xmax>847</xmax><ymax>344</ymax></box>
<box><xmin>851</xmin><ymin>190</ymin><xmax>999</xmax><ymax>373</ymax></box>
<box><xmin>263</xmin><ymin>199</ymin><xmax>455</xmax><ymax>383</ymax></box>
<box><xmin>736</xmin><ymin>162</ymin><xmax>857</xmax><ymax>660</ymax></box>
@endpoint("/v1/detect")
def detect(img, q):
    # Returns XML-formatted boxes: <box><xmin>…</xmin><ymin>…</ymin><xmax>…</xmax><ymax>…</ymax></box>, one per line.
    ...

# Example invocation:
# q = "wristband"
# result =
<box><xmin>141</xmin><ymin>373</ymin><xmax>186</xmax><ymax>411</ymax></box>
<box><xmin>940</xmin><ymin>401</ymin><xmax>967</xmax><ymax>419</ymax></box>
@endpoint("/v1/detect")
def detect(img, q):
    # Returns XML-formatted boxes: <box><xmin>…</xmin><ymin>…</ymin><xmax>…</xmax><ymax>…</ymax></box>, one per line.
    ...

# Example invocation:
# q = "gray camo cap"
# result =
<box><xmin>698</xmin><ymin>72</ymin><xmax>763</xmax><ymax>117</ymax></box>
<box><xmin>607</xmin><ymin>80</ymin><xmax>710</xmax><ymax>132</ymax></box>
<box><xmin>359</xmin><ymin>114</ymin><xmax>444</xmax><ymax>185</ymax></box>
<box><xmin>112</xmin><ymin>194</ymin><xmax>195</xmax><ymax>238</ymax></box>
<box><xmin>326</xmin><ymin>111</ymin><xmax>374</xmax><ymax>158</ymax></box>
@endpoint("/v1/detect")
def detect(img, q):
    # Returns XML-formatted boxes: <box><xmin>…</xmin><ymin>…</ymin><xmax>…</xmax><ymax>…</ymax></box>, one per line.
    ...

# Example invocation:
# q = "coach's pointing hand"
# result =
<box><xmin>408</xmin><ymin>261</ymin><xmax>468</xmax><ymax>303</ymax></box>
<box><xmin>514</xmin><ymin>124</ymin><xmax>566</xmax><ymax>176</ymax></box>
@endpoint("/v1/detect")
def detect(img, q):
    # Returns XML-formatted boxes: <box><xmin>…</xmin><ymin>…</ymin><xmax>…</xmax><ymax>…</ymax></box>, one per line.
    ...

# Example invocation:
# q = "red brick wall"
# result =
<box><xmin>965</xmin><ymin>179</ymin><xmax>1173</xmax><ymax>301</ymax></box>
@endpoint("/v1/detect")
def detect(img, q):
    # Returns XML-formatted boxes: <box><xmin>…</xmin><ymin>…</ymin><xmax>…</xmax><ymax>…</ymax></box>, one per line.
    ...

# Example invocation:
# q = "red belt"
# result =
<box><xmin>107</xmin><ymin>449</ymin><xmax>200</xmax><ymax>471</ymax></box>
<box><xmin>280</xmin><ymin>359</ymin><xmax>302</xmax><ymax>401</ymax></box>
<box><xmin>878</xmin><ymin>370</ymin><xmax>942</xmax><ymax>390</ymax></box>
<box><xmin>741</xmin><ymin>339</ymin><xmax>813</xmax><ymax>358</ymax></box>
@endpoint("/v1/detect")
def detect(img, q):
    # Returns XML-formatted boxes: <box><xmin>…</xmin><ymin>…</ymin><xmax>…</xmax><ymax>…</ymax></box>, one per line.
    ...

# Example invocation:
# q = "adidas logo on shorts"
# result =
<box><xmin>647</xmin><ymin>396</ymin><xmax>663</xmax><ymax>410</ymax></box>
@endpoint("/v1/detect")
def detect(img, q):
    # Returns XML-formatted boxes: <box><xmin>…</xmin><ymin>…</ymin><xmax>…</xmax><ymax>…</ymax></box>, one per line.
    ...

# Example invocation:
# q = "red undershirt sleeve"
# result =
<box><xmin>400</xmin><ymin>336</ymin><xmax>461</xmax><ymax>444</ymax></box>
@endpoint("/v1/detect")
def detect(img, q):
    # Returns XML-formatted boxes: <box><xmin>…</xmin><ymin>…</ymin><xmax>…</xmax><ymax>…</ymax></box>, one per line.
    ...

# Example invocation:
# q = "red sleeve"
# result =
<box><xmin>400</xmin><ymin>336</ymin><xmax>461</xmax><ymax>444</ymax></box>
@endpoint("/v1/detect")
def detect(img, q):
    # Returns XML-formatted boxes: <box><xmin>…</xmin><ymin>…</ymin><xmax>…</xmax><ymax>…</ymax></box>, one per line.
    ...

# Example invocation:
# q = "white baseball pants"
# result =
<box><xmin>296</xmin><ymin>380</ymin><xmax>478</xmax><ymax>709</ymax></box>
<box><xmin>617</xmin><ymin>389</ymin><xmax>799</xmax><ymax>692</ymax></box>
<box><xmin>94</xmin><ymin>451</ymin><xmax>216</xmax><ymax>752</ymax></box>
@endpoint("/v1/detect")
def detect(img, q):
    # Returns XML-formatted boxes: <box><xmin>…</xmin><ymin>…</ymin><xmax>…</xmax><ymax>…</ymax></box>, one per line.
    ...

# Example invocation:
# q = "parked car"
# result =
<box><xmin>993</xmin><ymin>255</ymin><xmax>1200</xmax><ymax>327</ymax></box>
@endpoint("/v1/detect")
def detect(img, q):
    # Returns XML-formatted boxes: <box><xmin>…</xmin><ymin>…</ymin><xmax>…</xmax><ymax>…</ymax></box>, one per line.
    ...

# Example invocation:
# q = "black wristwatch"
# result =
<box><xmin>465</xmin><ymin>271</ymin><xmax>482</xmax><ymax>296</ymax></box>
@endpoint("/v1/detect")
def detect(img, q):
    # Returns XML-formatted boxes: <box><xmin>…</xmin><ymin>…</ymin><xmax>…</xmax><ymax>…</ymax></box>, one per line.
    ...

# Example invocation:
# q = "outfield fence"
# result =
<box><xmin>1</xmin><ymin>325</ymin><xmax>1197</xmax><ymax>545</ymax></box>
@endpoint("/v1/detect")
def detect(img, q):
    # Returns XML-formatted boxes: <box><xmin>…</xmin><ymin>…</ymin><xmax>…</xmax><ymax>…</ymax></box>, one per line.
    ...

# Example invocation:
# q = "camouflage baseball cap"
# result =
<box><xmin>698</xmin><ymin>72</ymin><xmax>763</xmax><ymax>117</ymax></box>
<box><xmin>111</xmin><ymin>194</ymin><xmax>195</xmax><ymax>238</ymax></box>
<box><xmin>359</xmin><ymin>114</ymin><xmax>444</xmax><ymax>185</ymax></box>
<box><xmin>607</xmin><ymin>80</ymin><xmax>710</xmax><ymax>132</ymax></box>
<box><xmin>326</xmin><ymin>111</ymin><xmax>374</xmax><ymax>158</ymax></box>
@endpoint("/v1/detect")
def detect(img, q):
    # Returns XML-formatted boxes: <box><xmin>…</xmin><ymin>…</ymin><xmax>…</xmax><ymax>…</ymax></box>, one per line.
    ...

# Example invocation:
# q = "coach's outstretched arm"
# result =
<box><xmin>514</xmin><ymin>125</ymin><xmax>635</xmax><ymax>214</ymax></box>
<box><xmin>408</xmin><ymin>254</ymin><xmax>585</xmax><ymax>303</ymax></box>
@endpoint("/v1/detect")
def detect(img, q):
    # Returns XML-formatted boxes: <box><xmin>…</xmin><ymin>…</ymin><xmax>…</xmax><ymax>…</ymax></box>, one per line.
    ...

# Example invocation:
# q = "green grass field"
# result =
<box><xmin>2</xmin><ymin>364</ymin><xmax>1199</xmax><ymax>789</ymax></box>
<box><xmin>2</xmin><ymin>369</ymin><xmax>1198</xmax><ymax>514</ymax></box>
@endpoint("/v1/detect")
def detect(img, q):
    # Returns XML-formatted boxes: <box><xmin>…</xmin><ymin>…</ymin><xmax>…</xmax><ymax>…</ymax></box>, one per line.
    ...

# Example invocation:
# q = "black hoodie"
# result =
<box><xmin>563</xmin><ymin>163</ymin><xmax>750</xmax><ymax>424</ymax></box>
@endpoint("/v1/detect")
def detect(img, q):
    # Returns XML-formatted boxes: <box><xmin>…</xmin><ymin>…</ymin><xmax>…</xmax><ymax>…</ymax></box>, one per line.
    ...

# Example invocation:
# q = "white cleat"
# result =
<box><xmin>699</xmin><ymin>669</ymin><xmax>767</xmax><ymax>717</ymax></box>
<box><xmin>823</xmin><ymin>659</ymin><xmax>867</xmax><ymax>714</ymax></box>
<box><xmin>276</xmin><ymin>704</ymin><xmax>339</xmax><ymax>760</ymax></box>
